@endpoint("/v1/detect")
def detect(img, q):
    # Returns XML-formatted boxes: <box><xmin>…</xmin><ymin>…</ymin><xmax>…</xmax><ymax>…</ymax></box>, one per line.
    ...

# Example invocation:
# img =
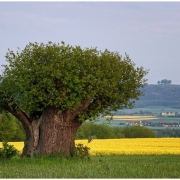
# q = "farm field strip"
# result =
<box><xmin>1</xmin><ymin>138</ymin><xmax>180</xmax><ymax>155</ymax></box>
<box><xmin>105</xmin><ymin>115</ymin><xmax>158</xmax><ymax>120</ymax></box>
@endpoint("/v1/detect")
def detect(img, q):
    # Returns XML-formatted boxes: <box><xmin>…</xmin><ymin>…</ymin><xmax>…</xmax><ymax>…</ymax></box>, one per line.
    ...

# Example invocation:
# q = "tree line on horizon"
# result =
<box><xmin>157</xmin><ymin>79</ymin><xmax>172</xmax><ymax>85</ymax></box>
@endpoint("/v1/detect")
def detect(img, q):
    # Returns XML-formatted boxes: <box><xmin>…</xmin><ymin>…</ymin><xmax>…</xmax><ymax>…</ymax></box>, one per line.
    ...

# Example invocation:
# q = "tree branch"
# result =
<box><xmin>3</xmin><ymin>101</ymin><xmax>31</xmax><ymax>128</ymax></box>
<box><xmin>66</xmin><ymin>99</ymin><xmax>92</xmax><ymax>121</ymax></box>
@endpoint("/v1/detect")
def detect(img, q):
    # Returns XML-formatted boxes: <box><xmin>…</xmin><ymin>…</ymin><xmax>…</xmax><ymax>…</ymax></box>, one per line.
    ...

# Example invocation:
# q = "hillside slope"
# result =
<box><xmin>135</xmin><ymin>84</ymin><xmax>180</xmax><ymax>108</ymax></box>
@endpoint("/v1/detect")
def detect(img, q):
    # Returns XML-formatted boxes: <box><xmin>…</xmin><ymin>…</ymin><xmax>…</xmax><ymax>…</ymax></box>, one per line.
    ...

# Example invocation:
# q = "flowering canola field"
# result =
<box><xmin>1</xmin><ymin>138</ymin><xmax>180</xmax><ymax>155</ymax></box>
<box><xmin>77</xmin><ymin>138</ymin><xmax>180</xmax><ymax>155</ymax></box>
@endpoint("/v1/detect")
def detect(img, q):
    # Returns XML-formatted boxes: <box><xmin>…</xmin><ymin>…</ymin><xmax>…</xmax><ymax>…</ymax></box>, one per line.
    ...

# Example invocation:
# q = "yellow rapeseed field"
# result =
<box><xmin>1</xmin><ymin>138</ymin><xmax>180</xmax><ymax>155</ymax></box>
<box><xmin>77</xmin><ymin>138</ymin><xmax>180</xmax><ymax>155</ymax></box>
<box><xmin>0</xmin><ymin>142</ymin><xmax>24</xmax><ymax>153</ymax></box>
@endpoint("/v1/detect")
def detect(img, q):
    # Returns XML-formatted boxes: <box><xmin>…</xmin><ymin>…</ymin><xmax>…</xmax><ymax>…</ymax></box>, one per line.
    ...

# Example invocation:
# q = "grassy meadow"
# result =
<box><xmin>1</xmin><ymin>106</ymin><xmax>180</xmax><ymax>178</ymax></box>
<box><xmin>1</xmin><ymin>154</ymin><xmax>180</xmax><ymax>178</ymax></box>
<box><xmin>1</xmin><ymin>138</ymin><xmax>180</xmax><ymax>178</ymax></box>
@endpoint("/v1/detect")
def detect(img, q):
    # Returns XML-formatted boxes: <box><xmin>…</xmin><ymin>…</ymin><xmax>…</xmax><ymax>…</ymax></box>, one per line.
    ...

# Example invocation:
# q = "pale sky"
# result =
<box><xmin>0</xmin><ymin>1</ymin><xmax>180</xmax><ymax>84</ymax></box>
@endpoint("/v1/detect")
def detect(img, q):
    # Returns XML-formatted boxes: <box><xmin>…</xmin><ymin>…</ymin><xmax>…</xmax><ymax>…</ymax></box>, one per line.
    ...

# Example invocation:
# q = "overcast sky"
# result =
<box><xmin>0</xmin><ymin>2</ymin><xmax>180</xmax><ymax>84</ymax></box>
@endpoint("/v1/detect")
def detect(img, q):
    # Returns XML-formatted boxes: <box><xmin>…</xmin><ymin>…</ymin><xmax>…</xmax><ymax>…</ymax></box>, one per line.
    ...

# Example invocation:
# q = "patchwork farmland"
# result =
<box><xmin>94</xmin><ymin>106</ymin><xmax>180</xmax><ymax>133</ymax></box>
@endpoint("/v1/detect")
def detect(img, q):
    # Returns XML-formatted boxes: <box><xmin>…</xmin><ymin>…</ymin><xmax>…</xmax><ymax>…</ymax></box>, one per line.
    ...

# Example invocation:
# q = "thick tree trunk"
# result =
<box><xmin>21</xmin><ymin>118</ymin><xmax>42</xmax><ymax>157</ymax></box>
<box><xmin>21</xmin><ymin>124</ymin><xmax>33</xmax><ymax>157</ymax></box>
<box><xmin>4</xmin><ymin>96</ymin><xmax>90</xmax><ymax>157</ymax></box>
<box><xmin>6</xmin><ymin>104</ymin><xmax>85</xmax><ymax>157</ymax></box>
<box><xmin>21</xmin><ymin>107</ymin><xmax>81</xmax><ymax>157</ymax></box>
<box><xmin>38</xmin><ymin>107</ymin><xmax>81</xmax><ymax>156</ymax></box>
<box><xmin>3</xmin><ymin>107</ymin><xmax>40</xmax><ymax>157</ymax></box>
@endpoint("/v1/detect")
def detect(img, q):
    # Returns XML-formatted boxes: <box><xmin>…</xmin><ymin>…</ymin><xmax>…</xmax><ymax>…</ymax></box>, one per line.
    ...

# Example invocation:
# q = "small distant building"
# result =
<box><xmin>160</xmin><ymin>112</ymin><xmax>176</xmax><ymax>117</ymax></box>
<box><xmin>139</xmin><ymin>120</ymin><xmax>143</xmax><ymax>126</ymax></box>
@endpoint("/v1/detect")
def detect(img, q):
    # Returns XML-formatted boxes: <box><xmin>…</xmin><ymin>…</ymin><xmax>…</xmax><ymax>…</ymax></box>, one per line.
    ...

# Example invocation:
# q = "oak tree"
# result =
<box><xmin>0</xmin><ymin>42</ymin><xmax>148</xmax><ymax>157</ymax></box>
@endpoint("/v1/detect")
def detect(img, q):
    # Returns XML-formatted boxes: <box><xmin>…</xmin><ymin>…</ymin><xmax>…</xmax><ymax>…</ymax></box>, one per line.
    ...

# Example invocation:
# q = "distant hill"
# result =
<box><xmin>134</xmin><ymin>84</ymin><xmax>180</xmax><ymax>108</ymax></box>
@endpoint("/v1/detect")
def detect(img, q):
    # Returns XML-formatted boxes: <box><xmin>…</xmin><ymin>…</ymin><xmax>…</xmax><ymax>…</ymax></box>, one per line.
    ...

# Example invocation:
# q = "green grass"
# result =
<box><xmin>0</xmin><ymin>155</ymin><xmax>180</xmax><ymax>178</ymax></box>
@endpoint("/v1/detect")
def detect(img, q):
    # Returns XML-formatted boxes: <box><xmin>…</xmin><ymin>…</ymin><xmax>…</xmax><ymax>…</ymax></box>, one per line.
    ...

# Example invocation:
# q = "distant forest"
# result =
<box><xmin>134</xmin><ymin>84</ymin><xmax>180</xmax><ymax>108</ymax></box>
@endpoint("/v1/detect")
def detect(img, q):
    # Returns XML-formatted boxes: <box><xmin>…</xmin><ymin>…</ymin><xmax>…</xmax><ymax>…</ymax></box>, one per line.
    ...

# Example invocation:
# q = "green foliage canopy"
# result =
<box><xmin>0</xmin><ymin>41</ymin><xmax>148</xmax><ymax>122</ymax></box>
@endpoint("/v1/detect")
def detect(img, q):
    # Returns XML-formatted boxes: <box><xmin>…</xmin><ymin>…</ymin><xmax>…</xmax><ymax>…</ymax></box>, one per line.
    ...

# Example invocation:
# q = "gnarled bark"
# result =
<box><xmin>3</xmin><ymin>103</ymin><xmax>42</xmax><ymax>157</ymax></box>
<box><xmin>38</xmin><ymin>107</ymin><xmax>82</xmax><ymax>156</ymax></box>
<box><xmin>4</xmin><ymin>101</ymin><xmax>90</xmax><ymax>157</ymax></box>
<box><xmin>12</xmin><ymin>107</ymin><xmax>82</xmax><ymax>157</ymax></box>
<box><xmin>22</xmin><ymin>118</ymin><xmax>42</xmax><ymax>157</ymax></box>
